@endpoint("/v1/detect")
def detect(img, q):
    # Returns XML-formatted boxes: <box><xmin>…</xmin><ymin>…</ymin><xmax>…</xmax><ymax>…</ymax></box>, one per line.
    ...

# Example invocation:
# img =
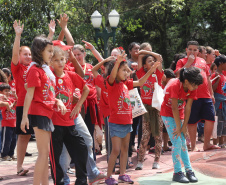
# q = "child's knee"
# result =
<box><xmin>111</xmin><ymin>148</ymin><xmax>120</xmax><ymax>156</ymax></box>
<box><xmin>172</xmin><ymin>137</ymin><xmax>182</xmax><ymax>148</ymax></box>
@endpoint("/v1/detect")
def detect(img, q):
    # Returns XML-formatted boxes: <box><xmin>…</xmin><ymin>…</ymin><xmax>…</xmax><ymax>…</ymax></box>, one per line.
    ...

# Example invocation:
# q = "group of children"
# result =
<box><xmin>0</xmin><ymin>14</ymin><xmax>225</xmax><ymax>185</ymax></box>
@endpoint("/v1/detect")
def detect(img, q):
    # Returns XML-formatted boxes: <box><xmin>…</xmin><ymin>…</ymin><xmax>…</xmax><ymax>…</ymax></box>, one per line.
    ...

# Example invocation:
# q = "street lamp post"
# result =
<box><xmin>91</xmin><ymin>10</ymin><xmax>120</xmax><ymax>58</ymax></box>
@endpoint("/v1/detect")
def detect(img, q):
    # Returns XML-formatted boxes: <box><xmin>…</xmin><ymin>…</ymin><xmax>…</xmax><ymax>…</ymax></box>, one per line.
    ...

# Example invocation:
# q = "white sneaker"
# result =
<box><xmin>135</xmin><ymin>162</ymin><xmax>143</xmax><ymax>170</ymax></box>
<box><xmin>152</xmin><ymin>162</ymin><xmax>159</xmax><ymax>169</ymax></box>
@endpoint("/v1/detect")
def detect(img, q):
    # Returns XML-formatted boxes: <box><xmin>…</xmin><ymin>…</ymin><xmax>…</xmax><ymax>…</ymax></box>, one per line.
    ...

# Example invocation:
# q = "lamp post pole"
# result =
<box><xmin>94</xmin><ymin>27</ymin><xmax>117</xmax><ymax>59</ymax></box>
<box><xmin>91</xmin><ymin>10</ymin><xmax>119</xmax><ymax>59</ymax></box>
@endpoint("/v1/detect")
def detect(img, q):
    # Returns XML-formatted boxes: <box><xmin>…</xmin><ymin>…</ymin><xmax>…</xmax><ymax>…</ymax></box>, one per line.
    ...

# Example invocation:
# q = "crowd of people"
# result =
<box><xmin>0</xmin><ymin>13</ymin><xmax>226</xmax><ymax>185</ymax></box>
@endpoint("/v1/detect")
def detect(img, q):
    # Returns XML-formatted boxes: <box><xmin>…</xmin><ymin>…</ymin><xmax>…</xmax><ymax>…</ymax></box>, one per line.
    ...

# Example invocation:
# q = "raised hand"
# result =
<box><xmin>48</xmin><ymin>20</ymin><xmax>56</xmax><ymax>35</ymax></box>
<box><xmin>116</xmin><ymin>51</ymin><xmax>127</xmax><ymax>63</ymax></box>
<box><xmin>187</xmin><ymin>54</ymin><xmax>195</xmax><ymax>65</ymax></box>
<box><xmin>57</xmin><ymin>13</ymin><xmax>69</xmax><ymax>29</ymax></box>
<box><xmin>105</xmin><ymin>56</ymin><xmax>115</xmax><ymax>62</ymax></box>
<box><xmin>13</xmin><ymin>20</ymin><xmax>24</xmax><ymax>35</ymax></box>
<box><xmin>82</xmin><ymin>40</ymin><xmax>94</xmax><ymax>50</ymax></box>
<box><xmin>215</xmin><ymin>49</ymin><xmax>220</xmax><ymax>56</ymax></box>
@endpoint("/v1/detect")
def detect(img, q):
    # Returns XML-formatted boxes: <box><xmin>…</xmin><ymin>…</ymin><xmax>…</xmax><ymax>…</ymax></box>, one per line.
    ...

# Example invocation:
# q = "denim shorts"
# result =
<box><xmin>109</xmin><ymin>122</ymin><xmax>133</xmax><ymax>138</ymax></box>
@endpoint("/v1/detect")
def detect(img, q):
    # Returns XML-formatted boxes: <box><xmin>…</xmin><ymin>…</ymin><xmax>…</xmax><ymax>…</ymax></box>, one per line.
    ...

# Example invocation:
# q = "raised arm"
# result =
<box><xmin>133</xmin><ymin>62</ymin><xmax>160</xmax><ymax>87</ymax></box>
<box><xmin>175</xmin><ymin>55</ymin><xmax>195</xmax><ymax>77</ymax></box>
<box><xmin>68</xmin><ymin>49</ymin><xmax>84</xmax><ymax>78</ymax></box>
<box><xmin>82</xmin><ymin>40</ymin><xmax>104</xmax><ymax>62</ymax></box>
<box><xmin>12</xmin><ymin>20</ymin><xmax>24</xmax><ymax>65</ymax></box>
<box><xmin>137</xmin><ymin>50</ymin><xmax>163</xmax><ymax>71</ymax></box>
<box><xmin>108</xmin><ymin>51</ymin><xmax>127</xmax><ymax>85</ymax></box>
<box><xmin>57</xmin><ymin>14</ymin><xmax>75</xmax><ymax>46</ymax></box>
<box><xmin>47</xmin><ymin>20</ymin><xmax>56</xmax><ymax>41</ymax></box>
<box><xmin>91</xmin><ymin>56</ymin><xmax>115</xmax><ymax>78</ymax></box>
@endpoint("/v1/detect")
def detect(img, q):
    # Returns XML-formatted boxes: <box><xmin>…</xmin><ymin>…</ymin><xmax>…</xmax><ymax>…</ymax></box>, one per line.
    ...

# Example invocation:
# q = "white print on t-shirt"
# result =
<box><xmin>141</xmin><ymin>79</ymin><xmax>154</xmax><ymax>97</ymax></box>
<box><xmin>84</xmin><ymin>71</ymin><xmax>94</xmax><ymax>85</ymax></box>
<box><xmin>103</xmin><ymin>91</ymin><xmax>108</xmax><ymax>97</ymax></box>
<box><xmin>5</xmin><ymin>109</ymin><xmax>16</xmax><ymax>120</ymax></box>
<box><xmin>23</xmin><ymin>70</ymin><xmax>27</xmax><ymax>83</ymax></box>
<box><xmin>55</xmin><ymin>79</ymin><xmax>73</xmax><ymax>109</ymax></box>
<box><xmin>166</xmin><ymin>98</ymin><xmax>184</xmax><ymax>110</ymax></box>
<box><xmin>117</xmin><ymin>84</ymin><xmax>131</xmax><ymax>113</ymax></box>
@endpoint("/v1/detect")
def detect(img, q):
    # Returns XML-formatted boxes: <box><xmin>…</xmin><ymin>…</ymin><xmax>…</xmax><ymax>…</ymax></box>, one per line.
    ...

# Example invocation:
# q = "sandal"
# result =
<box><xmin>128</xmin><ymin>160</ymin><xmax>134</xmax><ymax>168</ymax></box>
<box><xmin>115</xmin><ymin>162</ymin><xmax>120</xmax><ymax>168</ymax></box>
<box><xmin>17</xmin><ymin>169</ymin><xmax>29</xmax><ymax>176</ymax></box>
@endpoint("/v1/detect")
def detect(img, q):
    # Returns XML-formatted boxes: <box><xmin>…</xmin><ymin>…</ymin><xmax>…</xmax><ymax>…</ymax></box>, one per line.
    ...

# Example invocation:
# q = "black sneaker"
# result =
<box><xmin>25</xmin><ymin>152</ymin><xmax>32</xmax><ymax>157</ymax></box>
<box><xmin>173</xmin><ymin>171</ymin><xmax>189</xmax><ymax>183</ymax></box>
<box><xmin>186</xmin><ymin>170</ymin><xmax>198</xmax><ymax>183</ymax></box>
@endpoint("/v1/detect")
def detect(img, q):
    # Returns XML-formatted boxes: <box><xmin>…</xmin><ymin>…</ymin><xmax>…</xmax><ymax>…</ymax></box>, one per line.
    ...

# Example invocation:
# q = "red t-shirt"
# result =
<box><xmin>94</xmin><ymin>75</ymin><xmax>110</xmax><ymax>118</ymax></box>
<box><xmin>107</xmin><ymin>78</ymin><xmax>134</xmax><ymax>124</ymax></box>
<box><xmin>160</xmin><ymin>78</ymin><xmax>197</xmax><ymax>119</ymax></box>
<box><xmin>136</xmin><ymin>68</ymin><xmax>163</xmax><ymax>105</ymax></box>
<box><xmin>64</xmin><ymin>63</ymin><xmax>75</xmax><ymax>72</ymax></box>
<box><xmin>211</xmin><ymin>72</ymin><xmax>226</xmax><ymax>109</ymax></box>
<box><xmin>11</xmin><ymin>61</ymin><xmax>29</xmax><ymax>106</ymax></box>
<box><xmin>26</xmin><ymin>65</ymin><xmax>56</xmax><ymax>119</ymax></box>
<box><xmin>0</xmin><ymin>98</ymin><xmax>16</xmax><ymax>127</ymax></box>
<box><xmin>175</xmin><ymin>57</ymin><xmax>211</xmax><ymax>99</ymax></box>
<box><xmin>82</xmin><ymin>63</ymin><xmax>97</xmax><ymax>98</ymax></box>
<box><xmin>52</xmin><ymin>71</ymin><xmax>86</xmax><ymax>126</ymax></box>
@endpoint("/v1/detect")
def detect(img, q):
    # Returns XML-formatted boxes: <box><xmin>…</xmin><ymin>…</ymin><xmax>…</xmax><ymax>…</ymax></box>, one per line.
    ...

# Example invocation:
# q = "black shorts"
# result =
<box><xmin>29</xmin><ymin>115</ymin><xmax>54</xmax><ymax>132</ymax></box>
<box><xmin>188</xmin><ymin>98</ymin><xmax>215</xmax><ymax>124</ymax></box>
<box><xmin>16</xmin><ymin>106</ymin><xmax>34</xmax><ymax>135</ymax></box>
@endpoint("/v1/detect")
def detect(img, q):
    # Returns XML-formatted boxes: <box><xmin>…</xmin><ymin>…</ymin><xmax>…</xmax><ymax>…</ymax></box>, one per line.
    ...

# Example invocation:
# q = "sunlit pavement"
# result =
<box><xmin>0</xmin><ymin>138</ymin><xmax>226</xmax><ymax>185</ymax></box>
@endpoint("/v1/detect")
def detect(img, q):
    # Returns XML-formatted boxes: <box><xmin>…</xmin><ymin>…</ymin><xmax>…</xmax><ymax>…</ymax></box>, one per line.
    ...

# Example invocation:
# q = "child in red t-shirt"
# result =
<box><xmin>211</xmin><ymin>55</ymin><xmax>226</xmax><ymax>147</ymax></box>
<box><xmin>2</xmin><ymin>68</ymin><xmax>17</xmax><ymax>101</ymax></box>
<box><xmin>105</xmin><ymin>51</ymin><xmax>160</xmax><ymax>185</ymax></box>
<box><xmin>11</xmin><ymin>20</ymin><xmax>33</xmax><ymax>176</ymax></box>
<box><xmin>160</xmin><ymin>67</ymin><xmax>203</xmax><ymax>183</ymax></box>
<box><xmin>0</xmin><ymin>83</ymin><xmax>17</xmax><ymax>161</ymax></box>
<box><xmin>73</xmin><ymin>44</ymin><xmax>102</xmax><ymax>158</ymax></box>
<box><xmin>49</xmin><ymin>46</ymin><xmax>89</xmax><ymax>185</ymax></box>
<box><xmin>175</xmin><ymin>41</ymin><xmax>218</xmax><ymax>152</ymax></box>
<box><xmin>11</xmin><ymin>19</ymin><xmax>56</xmax><ymax>176</ymax></box>
<box><xmin>21</xmin><ymin>36</ymin><xmax>66</xmax><ymax>184</ymax></box>
<box><xmin>135</xmin><ymin>52</ymin><xmax>164</xmax><ymax>170</ymax></box>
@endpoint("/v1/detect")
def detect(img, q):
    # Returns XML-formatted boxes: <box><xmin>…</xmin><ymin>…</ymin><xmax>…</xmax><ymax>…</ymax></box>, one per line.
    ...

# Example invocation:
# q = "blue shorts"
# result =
<box><xmin>188</xmin><ymin>98</ymin><xmax>215</xmax><ymax>124</ymax></box>
<box><xmin>109</xmin><ymin>122</ymin><xmax>133</xmax><ymax>138</ymax></box>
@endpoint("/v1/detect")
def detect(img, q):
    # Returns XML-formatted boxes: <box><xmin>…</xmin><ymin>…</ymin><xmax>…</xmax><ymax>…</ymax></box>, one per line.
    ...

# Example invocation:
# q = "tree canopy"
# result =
<box><xmin>0</xmin><ymin>0</ymin><xmax>225</xmax><ymax>68</ymax></box>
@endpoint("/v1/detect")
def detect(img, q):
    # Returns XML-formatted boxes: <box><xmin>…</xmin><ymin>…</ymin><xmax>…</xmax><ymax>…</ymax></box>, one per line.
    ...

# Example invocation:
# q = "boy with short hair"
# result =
<box><xmin>0</xmin><ymin>83</ymin><xmax>17</xmax><ymax>161</ymax></box>
<box><xmin>175</xmin><ymin>41</ymin><xmax>220</xmax><ymax>152</ymax></box>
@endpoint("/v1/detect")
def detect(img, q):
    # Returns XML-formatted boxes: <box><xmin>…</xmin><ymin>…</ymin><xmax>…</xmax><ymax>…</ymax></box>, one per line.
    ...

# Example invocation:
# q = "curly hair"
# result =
<box><xmin>179</xmin><ymin>67</ymin><xmax>203</xmax><ymax>86</ymax></box>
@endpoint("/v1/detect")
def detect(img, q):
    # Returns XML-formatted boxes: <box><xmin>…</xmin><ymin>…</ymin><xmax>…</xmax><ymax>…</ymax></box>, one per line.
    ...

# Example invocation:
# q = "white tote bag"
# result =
<box><xmin>152</xmin><ymin>76</ymin><xmax>164</xmax><ymax>111</ymax></box>
<box><xmin>129</xmin><ymin>88</ymin><xmax>147</xmax><ymax>118</ymax></box>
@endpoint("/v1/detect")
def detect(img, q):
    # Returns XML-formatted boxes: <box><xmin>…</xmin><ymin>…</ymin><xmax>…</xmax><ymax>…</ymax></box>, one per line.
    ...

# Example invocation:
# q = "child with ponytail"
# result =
<box><xmin>160</xmin><ymin>67</ymin><xmax>203</xmax><ymax>183</ymax></box>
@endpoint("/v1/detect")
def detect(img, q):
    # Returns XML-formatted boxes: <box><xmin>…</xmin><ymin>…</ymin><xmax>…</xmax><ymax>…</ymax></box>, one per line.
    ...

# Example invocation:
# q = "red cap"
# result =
<box><xmin>52</xmin><ymin>40</ymin><xmax>73</xmax><ymax>51</ymax></box>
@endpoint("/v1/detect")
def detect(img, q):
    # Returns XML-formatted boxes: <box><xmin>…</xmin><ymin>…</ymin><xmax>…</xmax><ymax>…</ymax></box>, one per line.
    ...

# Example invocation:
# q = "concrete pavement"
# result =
<box><xmin>0</xmin><ymin>138</ymin><xmax>226</xmax><ymax>185</ymax></box>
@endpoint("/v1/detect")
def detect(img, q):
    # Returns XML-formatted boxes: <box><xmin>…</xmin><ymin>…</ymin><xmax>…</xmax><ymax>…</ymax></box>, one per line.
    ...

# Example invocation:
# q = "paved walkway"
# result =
<box><xmin>0</xmin><ymin>138</ymin><xmax>226</xmax><ymax>184</ymax></box>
